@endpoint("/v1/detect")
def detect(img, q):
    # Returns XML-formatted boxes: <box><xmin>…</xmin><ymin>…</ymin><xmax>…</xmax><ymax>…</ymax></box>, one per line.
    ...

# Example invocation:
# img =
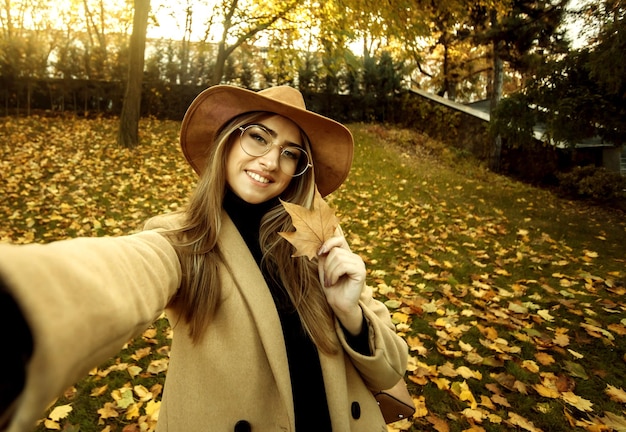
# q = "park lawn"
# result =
<box><xmin>0</xmin><ymin>116</ymin><xmax>624</xmax><ymax>432</ymax></box>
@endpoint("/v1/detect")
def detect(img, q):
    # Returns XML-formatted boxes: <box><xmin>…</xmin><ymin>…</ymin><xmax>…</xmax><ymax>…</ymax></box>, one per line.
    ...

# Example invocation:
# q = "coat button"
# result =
<box><xmin>351</xmin><ymin>401</ymin><xmax>361</xmax><ymax>419</ymax></box>
<box><xmin>234</xmin><ymin>420</ymin><xmax>251</xmax><ymax>432</ymax></box>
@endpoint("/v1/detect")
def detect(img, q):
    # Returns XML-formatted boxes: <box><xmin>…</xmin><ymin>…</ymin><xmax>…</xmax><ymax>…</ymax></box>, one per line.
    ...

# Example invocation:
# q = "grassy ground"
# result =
<box><xmin>1</xmin><ymin>116</ymin><xmax>624</xmax><ymax>432</ymax></box>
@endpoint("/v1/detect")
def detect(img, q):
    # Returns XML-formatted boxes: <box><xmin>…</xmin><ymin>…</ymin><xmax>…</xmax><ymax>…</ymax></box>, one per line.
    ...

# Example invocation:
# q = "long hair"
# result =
<box><xmin>168</xmin><ymin>112</ymin><xmax>338</xmax><ymax>354</ymax></box>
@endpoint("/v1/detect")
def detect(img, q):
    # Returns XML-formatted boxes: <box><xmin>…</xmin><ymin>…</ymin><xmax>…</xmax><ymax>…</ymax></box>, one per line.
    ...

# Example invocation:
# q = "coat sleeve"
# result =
<box><xmin>0</xmin><ymin>229</ymin><xmax>181</xmax><ymax>432</ymax></box>
<box><xmin>335</xmin><ymin>283</ymin><xmax>409</xmax><ymax>391</ymax></box>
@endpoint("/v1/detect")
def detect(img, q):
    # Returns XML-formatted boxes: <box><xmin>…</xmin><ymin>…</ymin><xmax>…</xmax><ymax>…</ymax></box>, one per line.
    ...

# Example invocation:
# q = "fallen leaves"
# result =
<box><xmin>606</xmin><ymin>384</ymin><xmax>626</xmax><ymax>404</ymax></box>
<box><xmin>0</xmin><ymin>116</ymin><xmax>193</xmax><ymax>244</ymax></box>
<box><xmin>4</xmin><ymin>119</ymin><xmax>624</xmax><ymax>432</ymax></box>
<box><xmin>336</xmin><ymin>125</ymin><xmax>626</xmax><ymax>432</ymax></box>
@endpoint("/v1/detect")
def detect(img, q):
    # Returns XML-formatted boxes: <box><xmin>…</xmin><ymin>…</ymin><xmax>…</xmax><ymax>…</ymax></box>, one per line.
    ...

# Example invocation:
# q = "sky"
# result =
<box><xmin>147</xmin><ymin>0</ymin><xmax>222</xmax><ymax>42</ymax></box>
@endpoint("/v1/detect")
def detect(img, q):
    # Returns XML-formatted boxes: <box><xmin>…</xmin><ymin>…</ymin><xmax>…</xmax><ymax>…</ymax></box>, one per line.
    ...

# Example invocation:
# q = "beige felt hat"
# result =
<box><xmin>180</xmin><ymin>85</ymin><xmax>354</xmax><ymax>197</ymax></box>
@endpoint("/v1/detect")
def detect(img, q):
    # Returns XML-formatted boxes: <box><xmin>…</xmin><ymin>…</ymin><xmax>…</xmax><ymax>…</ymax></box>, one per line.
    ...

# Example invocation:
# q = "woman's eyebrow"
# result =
<box><xmin>258</xmin><ymin>123</ymin><xmax>303</xmax><ymax>148</ymax></box>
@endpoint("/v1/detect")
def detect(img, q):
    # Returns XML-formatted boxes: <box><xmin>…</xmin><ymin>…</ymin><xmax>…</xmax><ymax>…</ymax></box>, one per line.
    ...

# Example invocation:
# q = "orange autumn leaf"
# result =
<box><xmin>535</xmin><ymin>352</ymin><xmax>555</xmax><ymax>366</ymax></box>
<box><xmin>426</xmin><ymin>414</ymin><xmax>450</xmax><ymax>432</ymax></box>
<box><xmin>279</xmin><ymin>189</ymin><xmax>339</xmax><ymax>260</ymax></box>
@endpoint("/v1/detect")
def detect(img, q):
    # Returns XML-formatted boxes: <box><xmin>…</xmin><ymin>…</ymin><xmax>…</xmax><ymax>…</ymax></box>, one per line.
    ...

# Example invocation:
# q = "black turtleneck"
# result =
<box><xmin>223</xmin><ymin>190</ymin><xmax>333</xmax><ymax>431</ymax></box>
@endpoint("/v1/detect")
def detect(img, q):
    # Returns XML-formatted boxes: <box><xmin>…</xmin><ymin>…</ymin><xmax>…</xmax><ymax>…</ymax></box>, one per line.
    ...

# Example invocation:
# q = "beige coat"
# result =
<box><xmin>0</xmin><ymin>212</ymin><xmax>408</xmax><ymax>432</ymax></box>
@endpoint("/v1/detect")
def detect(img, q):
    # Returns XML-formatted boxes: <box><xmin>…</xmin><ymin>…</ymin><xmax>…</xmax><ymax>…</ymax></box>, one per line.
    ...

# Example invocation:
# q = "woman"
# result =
<box><xmin>0</xmin><ymin>85</ymin><xmax>409</xmax><ymax>432</ymax></box>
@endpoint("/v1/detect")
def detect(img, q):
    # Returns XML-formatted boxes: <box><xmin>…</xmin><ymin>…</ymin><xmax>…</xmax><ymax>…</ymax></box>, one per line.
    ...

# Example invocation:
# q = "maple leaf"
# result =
<box><xmin>605</xmin><ymin>385</ymin><xmax>626</xmax><ymax>404</ymax></box>
<box><xmin>600</xmin><ymin>412</ymin><xmax>626</xmax><ymax>430</ymax></box>
<box><xmin>279</xmin><ymin>189</ymin><xmax>339</xmax><ymax>260</ymax></box>
<box><xmin>561</xmin><ymin>391</ymin><xmax>594</xmax><ymax>412</ymax></box>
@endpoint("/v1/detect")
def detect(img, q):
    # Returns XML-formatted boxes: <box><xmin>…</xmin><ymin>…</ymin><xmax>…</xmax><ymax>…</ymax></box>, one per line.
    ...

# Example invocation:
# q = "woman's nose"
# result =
<box><xmin>258</xmin><ymin>145</ymin><xmax>281</xmax><ymax>171</ymax></box>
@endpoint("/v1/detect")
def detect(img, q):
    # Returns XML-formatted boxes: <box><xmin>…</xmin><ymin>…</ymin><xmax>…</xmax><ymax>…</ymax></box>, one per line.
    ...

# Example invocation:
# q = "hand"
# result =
<box><xmin>317</xmin><ymin>235</ymin><xmax>366</xmax><ymax>335</ymax></box>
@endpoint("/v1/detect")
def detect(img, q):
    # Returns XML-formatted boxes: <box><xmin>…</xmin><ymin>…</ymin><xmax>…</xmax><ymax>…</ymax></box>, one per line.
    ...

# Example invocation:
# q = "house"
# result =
<box><xmin>409</xmin><ymin>89</ymin><xmax>626</xmax><ymax>177</ymax></box>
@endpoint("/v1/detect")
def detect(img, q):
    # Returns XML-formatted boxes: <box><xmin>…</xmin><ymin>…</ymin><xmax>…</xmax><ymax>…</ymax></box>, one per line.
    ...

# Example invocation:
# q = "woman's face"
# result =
<box><xmin>226</xmin><ymin>114</ymin><xmax>303</xmax><ymax>204</ymax></box>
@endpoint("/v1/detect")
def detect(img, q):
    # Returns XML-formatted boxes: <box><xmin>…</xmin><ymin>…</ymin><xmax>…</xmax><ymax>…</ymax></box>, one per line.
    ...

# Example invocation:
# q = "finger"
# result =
<box><xmin>321</xmin><ymin>249</ymin><xmax>364</xmax><ymax>286</ymax></box>
<box><xmin>317</xmin><ymin>235</ymin><xmax>349</xmax><ymax>256</ymax></box>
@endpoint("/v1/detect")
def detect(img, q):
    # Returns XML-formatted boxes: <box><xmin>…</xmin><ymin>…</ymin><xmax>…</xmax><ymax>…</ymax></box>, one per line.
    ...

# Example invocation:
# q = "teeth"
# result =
<box><xmin>247</xmin><ymin>171</ymin><xmax>270</xmax><ymax>183</ymax></box>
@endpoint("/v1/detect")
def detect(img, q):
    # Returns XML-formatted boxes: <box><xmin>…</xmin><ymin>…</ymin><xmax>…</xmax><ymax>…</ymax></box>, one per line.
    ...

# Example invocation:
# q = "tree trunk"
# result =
<box><xmin>118</xmin><ymin>0</ymin><xmax>150</xmax><ymax>149</ymax></box>
<box><xmin>489</xmin><ymin>8</ymin><xmax>504</xmax><ymax>172</ymax></box>
<box><xmin>489</xmin><ymin>48</ymin><xmax>504</xmax><ymax>172</ymax></box>
<box><xmin>211</xmin><ymin>42</ymin><xmax>228</xmax><ymax>86</ymax></box>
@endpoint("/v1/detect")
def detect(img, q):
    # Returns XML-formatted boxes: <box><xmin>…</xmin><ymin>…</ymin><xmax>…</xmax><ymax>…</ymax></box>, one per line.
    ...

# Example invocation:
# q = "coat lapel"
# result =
<box><xmin>218</xmin><ymin>212</ymin><xmax>295</xmax><ymax>425</ymax></box>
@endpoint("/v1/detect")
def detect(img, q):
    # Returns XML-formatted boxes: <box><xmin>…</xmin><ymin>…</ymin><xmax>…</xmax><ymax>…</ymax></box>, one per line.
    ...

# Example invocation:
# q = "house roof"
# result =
<box><xmin>411</xmin><ymin>89</ymin><xmax>490</xmax><ymax>122</ymax></box>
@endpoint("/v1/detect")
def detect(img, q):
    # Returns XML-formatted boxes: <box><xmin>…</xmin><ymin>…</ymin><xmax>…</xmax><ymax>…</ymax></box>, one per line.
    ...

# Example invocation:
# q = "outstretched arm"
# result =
<box><xmin>0</xmin><ymin>230</ymin><xmax>181</xmax><ymax>432</ymax></box>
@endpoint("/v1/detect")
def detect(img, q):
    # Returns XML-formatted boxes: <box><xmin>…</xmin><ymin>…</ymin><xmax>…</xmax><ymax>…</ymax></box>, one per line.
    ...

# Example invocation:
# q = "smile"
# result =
<box><xmin>246</xmin><ymin>171</ymin><xmax>271</xmax><ymax>184</ymax></box>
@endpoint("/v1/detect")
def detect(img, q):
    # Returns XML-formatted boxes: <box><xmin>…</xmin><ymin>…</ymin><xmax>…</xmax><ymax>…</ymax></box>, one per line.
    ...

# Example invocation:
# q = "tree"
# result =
<box><xmin>117</xmin><ymin>0</ymin><xmax>150</xmax><ymax>149</ymax></box>
<box><xmin>474</xmin><ymin>0</ymin><xmax>569</xmax><ymax>170</ymax></box>
<box><xmin>491</xmin><ymin>0</ymin><xmax>626</xmax><ymax>151</ymax></box>
<box><xmin>391</xmin><ymin>0</ymin><xmax>486</xmax><ymax>100</ymax></box>
<box><xmin>0</xmin><ymin>0</ymin><xmax>57</xmax><ymax>114</ymax></box>
<box><xmin>208</xmin><ymin>0</ymin><xmax>301</xmax><ymax>86</ymax></box>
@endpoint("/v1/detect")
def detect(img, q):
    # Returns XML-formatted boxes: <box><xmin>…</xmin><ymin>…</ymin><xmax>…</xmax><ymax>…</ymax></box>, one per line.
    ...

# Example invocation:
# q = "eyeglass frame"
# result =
<box><xmin>237</xmin><ymin>124</ymin><xmax>313</xmax><ymax>177</ymax></box>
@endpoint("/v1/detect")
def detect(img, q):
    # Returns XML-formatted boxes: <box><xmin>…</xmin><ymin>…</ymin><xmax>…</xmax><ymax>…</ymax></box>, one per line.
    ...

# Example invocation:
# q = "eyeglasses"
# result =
<box><xmin>238</xmin><ymin>124</ymin><xmax>313</xmax><ymax>177</ymax></box>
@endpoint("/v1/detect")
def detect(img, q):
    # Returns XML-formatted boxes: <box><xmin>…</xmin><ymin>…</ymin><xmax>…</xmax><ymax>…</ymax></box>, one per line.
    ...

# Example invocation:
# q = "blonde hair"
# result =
<box><xmin>168</xmin><ymin>112</ymin><xmax>338</xmax><ymax>354</ymax></box>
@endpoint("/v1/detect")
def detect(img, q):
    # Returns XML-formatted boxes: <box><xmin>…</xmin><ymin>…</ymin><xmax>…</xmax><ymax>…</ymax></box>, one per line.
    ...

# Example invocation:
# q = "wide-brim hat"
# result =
<box><xmin>180</xmin><ymin>85</ymin><xmax>354</xmax><ymax>197</ymax></box>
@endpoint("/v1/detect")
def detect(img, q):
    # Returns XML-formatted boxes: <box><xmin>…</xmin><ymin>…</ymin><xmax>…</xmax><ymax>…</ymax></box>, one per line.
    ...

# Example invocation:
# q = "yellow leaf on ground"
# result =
<box><xmin>392</xmin><ymin>311</ymin><xmax>409</xmax><ymax>324</ymax></box>
<box><xmin>462</xmin><ymin>408</ymin><xmax>484</xmax><ymax>422</ymax></box>
<box><xmin>522</xmin><ymin>360</ymin><xmax>540</xmax><ymax>373</ymax></box>
<box><xmin>414</xmin><ymin>395</ymin><xmax>428</xmax><ymax>418</ymax></box>
<box><xmin>43</xmin><ymin>419</ymin><xmax>61</xmax><ymax>430</ymax></box>
<box><xmin>601</xmin><ymin>412</ymin><xmax>626</xmax><ymax>430</ymax></box>
<box><xmin>552</xmin><ymin>333</ymin><xmax>570</xmax><ymax>347</ymax></box>
<box><xmin>451</xmin><ymin>381</ymin><xmax>477</xmax><ymax>409</ymax></box>
<box><xmin>535</xmin><ymin>352</ymin><xmax>555</xmax><ymax>366</ymax></box>
<box><xmin>145</xmin><ymin>400</ymin><xmax>161</xmax><ymax>420</ymax></box>
<box><xmin>456</xmin><ymin>366</ymin><xmax>482</xmax><ymax>380</ymax></box>
<box><xmin>90</xmin><ymin>385</ymin><xmax>108</xmax><ymax>397</ymax></box>
<box><xmin>430</xmin><ymin>377</ymin><xmax>451</xmax><ymax>390</ymax></box>
<box><xmin>438</xmin><ymin>362</ymin><xmax>459</xmax><ymax>378</ymax></box>
<box><xmin>125</xmin><ymin>403</ymin><xmax>141</xmax><ymax>420</ymax></box>
<box><xmin>533</xmin><ymin>384</ymin><xmax>560</xmax><ymax>398</ymax></box>
<box><xmin>561</xmin><ymin>391</ymin><xmax>594</xmax><ymax>412</ymax></box>
<box><xmin>131</xmin><ymin>347</ymin><xmax>151</xmax><ymax>361</ymax></box>
<box><xmin>97</xmin><ymin>402</ymin><xmax>119</xmax><ymax>420</ymax></box>
<box><xmin>606</xmin><ymin>385</ymin><xmax>626</xmax><ymax>404</ymax></box>
<box><xmin>492</xmin><ymin>393</ymin><xmax>511</xmax><ymax>407</ymax></box>
<box><xmin>48</xmin><ymin>404</ymin><xmax>72</xmax><ymax>421</ymax></box>
<box><xmin>132</xmin><ymin>385</ymin><xmax>152</xmax><ymax>402</ymax></box>
<box><xmin>127</xmin><ymin>365</ymin><xmax>143</xmax><ymax>378</ymax></box>
<box><xmin>147</xmin><ymin>358</ymin><xmax>169</xmax><ymax>375</ymax></box>
<box><xmin>537</xmin><ymin>310</ymin><xmax>555</xmax><ymax>322</ymax></box>
<box><xmin>479</xmin><ymin>395</ymin><xmax>495</xmax><ymax>410</ymax></box>
<box><xmin>508</xmin><ymin>412</ymin><xmax>543</xmax><ymax>432</ymax></box>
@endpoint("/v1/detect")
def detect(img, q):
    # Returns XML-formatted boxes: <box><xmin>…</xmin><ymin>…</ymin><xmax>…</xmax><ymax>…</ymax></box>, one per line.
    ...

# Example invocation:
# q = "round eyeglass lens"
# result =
<box><xmin>239</xmin><ymin>125</ymin><xmax>312</xmax><ymax>177</ymax></box>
